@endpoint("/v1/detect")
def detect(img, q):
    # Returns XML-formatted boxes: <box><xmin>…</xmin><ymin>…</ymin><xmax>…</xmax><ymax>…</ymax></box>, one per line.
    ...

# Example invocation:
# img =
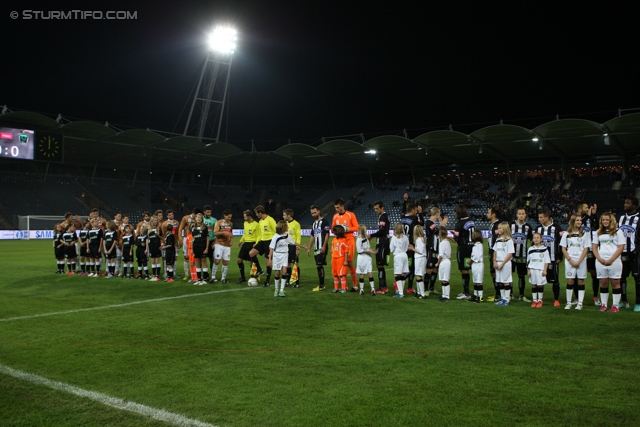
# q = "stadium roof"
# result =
<box><xmin>1</xmin><ymin>109</ymin><xmax>639</xmax><ymax>176</ymax></box>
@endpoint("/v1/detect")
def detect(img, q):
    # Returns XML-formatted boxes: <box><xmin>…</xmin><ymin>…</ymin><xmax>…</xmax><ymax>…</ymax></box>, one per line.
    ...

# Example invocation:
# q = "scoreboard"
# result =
<box><xmin>0</xmin><ymin>127</ymin><xmax>34</xmax><ymax>160</ymax></box>
<box><xmin>0</xmin><ymin>127</ymin><xmax>63</xmax><ymax>162</ymax></box>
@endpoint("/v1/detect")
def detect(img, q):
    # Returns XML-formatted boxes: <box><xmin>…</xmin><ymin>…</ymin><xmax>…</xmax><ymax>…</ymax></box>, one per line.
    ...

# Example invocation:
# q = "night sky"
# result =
<box><xmin>3</xmin><ymin>1</ymin><xmax>638</xmax><ymax>150</ymax></box>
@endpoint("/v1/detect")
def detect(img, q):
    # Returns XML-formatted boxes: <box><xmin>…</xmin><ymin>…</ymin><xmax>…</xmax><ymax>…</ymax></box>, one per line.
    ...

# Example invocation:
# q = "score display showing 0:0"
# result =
<box><xmin>9</xmin><ymin>146</ymin><xmax>19</xmax><ymax>156</ymax></box>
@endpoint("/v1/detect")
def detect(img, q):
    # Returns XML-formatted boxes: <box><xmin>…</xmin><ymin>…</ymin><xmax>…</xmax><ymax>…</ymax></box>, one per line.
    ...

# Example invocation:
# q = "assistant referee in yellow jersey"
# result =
<box><xmin>283</xmin><ymin>208</ymin><xmax>301</xmax><ymax>287</ymax></box>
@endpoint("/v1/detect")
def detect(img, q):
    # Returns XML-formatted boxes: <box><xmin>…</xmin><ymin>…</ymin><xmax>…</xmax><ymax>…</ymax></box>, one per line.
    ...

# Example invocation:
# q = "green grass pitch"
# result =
<box><xmin>1</xmin><ymin>239</ymin><xmax>640</xmax><ymax>427</ymax></box>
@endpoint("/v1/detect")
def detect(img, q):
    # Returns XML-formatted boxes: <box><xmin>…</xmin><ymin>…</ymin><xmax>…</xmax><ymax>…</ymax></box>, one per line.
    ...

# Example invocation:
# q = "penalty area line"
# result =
<box><xmin>0</xmin><ymin>363</ymin><xmax>218</xmax><ymax>427</ymax></box>
<box><xmin>0</xmin><ymin>287</ymin><xmax>253</xmax><ymax>323</ymax></box>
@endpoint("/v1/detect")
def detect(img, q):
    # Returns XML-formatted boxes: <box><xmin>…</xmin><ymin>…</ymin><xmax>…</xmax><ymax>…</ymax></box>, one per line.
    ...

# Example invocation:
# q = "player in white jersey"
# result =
<box><xmin>560</xmin><ymin>215</ymin><xmax>590</xmax><ymax>310</ymax></box>
<box><xmin>592</xmin><ymin>213</ymin><xmax>625</xmax><ymax>312</ymax></box>
<box><xmin>436</xmin><ymin>228</ymin><xmax>452</xmax><ymax>301</ymax></box>
<box><xmin>492</xmin><ymin>222</ymin><xmax>515</xmax><ymax>306</ymax></box>
<box><xmin>411</xmin><ymin>225</ymin><xmax>428</xmax><ymax>299</ymax></box>
<box><xmin>356</xmin><ymin>225</ymin><xmax>377</xmax><ymax>296</ymax></box>
<box><xmin>527</xmin><ymin>232</ymin><xmax>550</xmax><ymax>308</ymax></box>
<box><xmin>468</xmin><ymin>231</ymin><xmax>484</xmax><ymax>303</ymax></box>
<box><xmin>389</xmin><ymin>223</ymin><xmax>409</xmax><ymax>298</ymax></box>
<box><xmin>268</xmin><ymin>220</ymin><xmax>307</xmax><ymax>297</ymax></box>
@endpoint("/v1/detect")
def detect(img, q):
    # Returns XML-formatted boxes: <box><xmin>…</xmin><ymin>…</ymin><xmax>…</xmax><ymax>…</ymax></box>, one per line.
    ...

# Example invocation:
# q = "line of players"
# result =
<box><xmin>365</xmin><ymin>197</ymin><xmax>640</xmax><ymax>312</ymax></box>
<box><xmin>52</xmin><ymin>196</ymin><xmax>640</xmax><ymax>312</ymax></box>
<box><xmin>311</xmin><ymin>196</ymin><xmax>640</xmax><ymax>313</ymax></box>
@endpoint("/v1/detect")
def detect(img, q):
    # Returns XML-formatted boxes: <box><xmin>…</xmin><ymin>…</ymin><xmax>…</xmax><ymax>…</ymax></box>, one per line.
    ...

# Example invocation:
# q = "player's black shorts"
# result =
<box><xmin>546</xmin><ymin>262</ymin><xmax>559</xmax><ymax>283</ymax></box>
<box><xmin>192</xmin><ymin>244</ymin><xmax>207</xmax><ymax>259</ymax></box>
<box><xmin>106</xmin><ymin>249</ymin><xmax>117</xmax><ymax>260</ymax></box>
<box><xmin>376</xmin><ymin>240</ymin><xmax>389</xmax><ymax>266</ymax></box>
<box><xmin>238</xmin><ymin>242</ymin><xmax>254</xmax><ymax>261</ymax></box>
<box><xmin>55</xmin><ymin>246</ymin><xmax>64</xmax><ymax>259</ymax></box>
<box><xmin>89</xmin><ymin>245</ymin><xmax>100</xmax><ymax>259</ymax></box>
<box><xmin>314</xmin><ymin>252</ymin><xmax>327</xmax><ymax>266</ymax></box>
<box><xmin>79</xmin><ymin>243</ymin><xmax>88</xmax><ymax>257</ymax></box>
<box><xmin>586</xmin><ymin>252</ymin><xmax>596</xmax><ymax>271</ymax></box>
<box><xmin>136</xmin><ymin>247</ymin><xmax>147</xmax><ymax>264</ymax></box>
<box><xmin>457</xmin><ymin>245</ymin><xmax>473</xmax><ymax>271</ymax></box>
<box><xmin>122</xmin><ymin>249</ymin><xmax>133</xmax><ymax>263</ymax></box>
<box><xmin>288</xmin><ymin>245</ymin><xmax>298</xmax><ymax>264</ymax></box>
<box><xmin>512</xmin><ymin>259</ymin><xmax>527</xmax><ymax>276</ymax></box>
<box><xmin>148</xmin><ymin>243</ymin><xmax>161</xmax><ymax>258</ymax></box>
<box><xmin>407</xmin><ymin>250</ymin><xmax>415</xmax><ymax>270</ymax></box>
<box><xmin>621</xmin><ymin>254</ymin><xmax>639</xmax><ymax>278</ymax></box>
<box><xmin>253</xmin><ymin>240</ymin><xmax>271</xmax><ymax>257</ymax></box>
<box><xmin>165</xmin><ymin>249</ymin><xmax>176</xmax><ymax>266</ymax></box>
<box><xmin>64</xmin><ymin>245</ymin><xmax>77</xmax><ymax>259</ymax></box>
<box><xmin>426</xmin><ymin>249</ymin><xmax>437</xmax><ymax>269</ymax></box>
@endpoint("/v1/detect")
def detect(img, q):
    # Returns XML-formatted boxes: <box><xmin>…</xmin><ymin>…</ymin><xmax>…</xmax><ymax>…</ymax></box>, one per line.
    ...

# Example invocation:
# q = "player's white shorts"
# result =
<box><xmin>471</xmin><ymin>262</ymin><xmax>484</xmax><ymax>284</ymax></box>
<box><xmin>356</xmin><ymin>254</ymin><xmax>373</xmax><ymax>275</ymax></box>
<box><xmin>438</xmin><ymin>259</ymin><xmax>451</xmax><ymax>282</ymax></box>
<box><xmin>596</xmin><ymin>259</ymin><xmax>622</xmax><ymax>279</ymax></box>
<box><xmin>214</xmin><ymin>244</ymin><xmax>231</xmax><ymax>261</ymax></box>
<box><xmin>414</xmin><ymin>256</ymin><xmax>427</xmax><ymax>277</ymax></box>
<box><xmin>272</xmin><ymin>252</ymin><xmax>288</xmax><ymax>271</ymax></box>
<box><xmin>529</xmin><ymin>269</ymin><xmax>547</xmax><ymax>286</ymax></box>
<box><xmin>565</xmin><ymin>259</ymin><xmax>587</xmax><ymax>279</ymax></box>
<box><xmin>393</xmin><ymin>252</ymin><xmax>409</xmax><ymax>275</ymax></box>
<box><xmin>495</xmin><ymin>261</ymin><xmax>512</xmax><ymax>283</ymax></box>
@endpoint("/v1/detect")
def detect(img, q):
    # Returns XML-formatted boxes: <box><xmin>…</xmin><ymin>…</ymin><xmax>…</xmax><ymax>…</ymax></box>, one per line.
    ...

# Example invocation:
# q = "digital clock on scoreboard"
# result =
<box><xmin>0</xmin><ymin>127</ymin><xmax>35</xmax><ymax>160</ymax></box>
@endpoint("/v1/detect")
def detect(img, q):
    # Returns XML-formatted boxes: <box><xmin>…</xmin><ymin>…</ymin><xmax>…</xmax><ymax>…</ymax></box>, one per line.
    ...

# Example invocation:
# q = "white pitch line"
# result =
<box><xmin>0</xmin><ymin>287</ymin><xmax>252</xmax><ymax>323</ymax></box>
<box><xmin>0</xmin><ymin>363</ymin><xmax>218</xmax><ymax>427</ymax></box>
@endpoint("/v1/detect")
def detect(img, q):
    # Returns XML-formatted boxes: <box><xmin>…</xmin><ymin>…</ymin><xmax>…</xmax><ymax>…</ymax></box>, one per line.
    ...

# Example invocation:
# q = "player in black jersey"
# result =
<box><xmin>510</xmin><ymin>207</ymin><xmax>533</xmax><ymax>301</ymax></box>
<box><xmin>400</xmin><ymin>203</ymin><xmax>421</xmax><ymax>294</ymax></box>
<box><xmin>453</xmin><ymin>204</ymin><xmax>475</xmax><ymax>299</ymax></box>
<box><xmin>62</xmin><ymin>223</ymin><xmax>78</xmax><ymax>274</ymax></box>
<box><xmin>424</xmin><ymin>207</ymin><xmax>448</xmax><ymax>294</ymax></box>
<box><xmin>536</xmin><ymin>209</ymin><xmax>563</xmax><ymax>306</ymax></box>
<box><xmin>486</xmin><ymin>206</ymin><xmax>502</xmax><ymax>302</ymax></box>
<box><xmin>370</xmin><ymin>201</ymin><xmax>391</xmax><ymax>293</ymax></box>
<box><xmin>103</xmin><ymin>221</ymin><xmax>118</xmax><ymax>278</ymax></box>
<box><xmin>53</xmin><ymin>223</ymin><xmax>65</xmax><ymax>274</ymax></box>
<box><xmin>308</xmin><ymin>205</ymin><xmax>331</xmax><ymax>291</ymax></box>
<box><xmin>147</xmin><ymin>216</ymin><xmax>163</xmax><ymax>281</ymax></box>
<box><xmin>121</xmin><ymin>225</ymin><xmax>135</xmax><ymax>278</ymax></box>
<box><xmin>619</xmin><ymin>197</ymin><xmax>639</xmax><ymax>310</ymax></box>
<box><xmin>162</xmin><ymin>223</ymin><xmax>177</xmax><ymax>282</ymax></box>
<box><xmin>135</xmin><ymin>225</ymin><xmax>150</xmax><ymax>279</ymax></box>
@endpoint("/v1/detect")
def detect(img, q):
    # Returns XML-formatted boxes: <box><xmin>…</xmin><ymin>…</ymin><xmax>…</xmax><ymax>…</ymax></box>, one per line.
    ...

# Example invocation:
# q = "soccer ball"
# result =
<box><xmin>248</xmin><ymin>278</ymin><xmax>258</xmax><ymax>287</ymax></box>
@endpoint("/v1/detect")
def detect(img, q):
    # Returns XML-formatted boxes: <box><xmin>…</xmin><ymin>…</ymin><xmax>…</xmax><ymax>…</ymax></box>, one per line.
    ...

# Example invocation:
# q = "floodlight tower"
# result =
<box><xmin>183</xmin><ymin>26</ymin><xmax>237</xmax><ymax>142</ymax></box>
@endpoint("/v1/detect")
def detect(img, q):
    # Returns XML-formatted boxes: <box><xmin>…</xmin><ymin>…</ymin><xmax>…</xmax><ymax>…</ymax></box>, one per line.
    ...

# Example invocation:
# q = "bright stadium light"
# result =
<box><xmin>208</xmin><ymin>26</ymin><xmax>237</xmax><ymax>54</ymax></box>
<box><xmin>364</xmin><ymin>149</ymin><xmax>377</xmax><ymax>154</ymax></box>
<box><xmin>184</xmin><ymin>25</ymin><xmax>237</xmax><ymax>142</ymax></box>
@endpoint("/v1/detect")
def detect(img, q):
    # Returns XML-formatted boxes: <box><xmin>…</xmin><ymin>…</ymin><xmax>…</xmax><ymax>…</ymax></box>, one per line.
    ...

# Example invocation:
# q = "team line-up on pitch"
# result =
<box><xmin>49</xmin><ymin>197</ymin><xmax>640</xmax><ymax>312</ymax></box>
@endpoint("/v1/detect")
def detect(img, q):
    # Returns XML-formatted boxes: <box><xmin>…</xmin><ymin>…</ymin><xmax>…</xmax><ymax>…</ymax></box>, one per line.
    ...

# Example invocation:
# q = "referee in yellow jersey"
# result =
<box><xmin>250</xmin><ymin>205</ymin><xmax>278</xmax><ymax>286</ymax></box>
<box><xmin>236</xmin><ymin>210</ymin><xmax>261</xmax><ymax>284</ymax></box>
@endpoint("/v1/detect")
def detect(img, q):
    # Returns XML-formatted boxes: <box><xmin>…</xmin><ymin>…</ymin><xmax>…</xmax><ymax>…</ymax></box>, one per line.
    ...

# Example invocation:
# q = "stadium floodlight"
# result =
<box><xmin>208</xmin><ymin>26</ymin><xmax>237</xmax><ymax>54</ymax></box>
<box><xmin>184</xmin><ymin>25</ymin><xmax>238</xmax><ymax>142</ymax></box>
<box><xmin>532</xmin><ymin>137</ymin><xmax>539</xmax><ymax>142</ymax></box>
<box><xmin>364</xmin><ymin>149</ymin><xmax>376</xmax><ymax>154</ymax></box>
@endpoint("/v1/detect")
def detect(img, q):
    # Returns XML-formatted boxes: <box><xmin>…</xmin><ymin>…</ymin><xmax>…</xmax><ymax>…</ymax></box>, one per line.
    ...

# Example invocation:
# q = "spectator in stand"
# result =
<box><xmin>401</xmin><ymin>193</ymin><xmax>411</xmax><ymax>214</ymax></box>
